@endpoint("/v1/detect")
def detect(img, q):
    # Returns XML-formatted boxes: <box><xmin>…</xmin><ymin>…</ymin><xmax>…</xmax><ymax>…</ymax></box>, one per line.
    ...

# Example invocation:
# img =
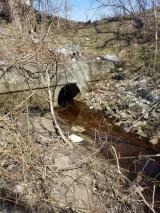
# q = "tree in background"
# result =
<box><xmin>0</xmin><ymin>0</ymin><xmax>32</xmax><ymax>31</ymax></box>
<box><xmin>96</xmin><ymin>0</ymin><xmax>159</xmax><ymax>43</ymax></box>
<box><xmin>96</xmin><ymin>0</ymin><xmax>154</xmax><ymax>16</ymax></box>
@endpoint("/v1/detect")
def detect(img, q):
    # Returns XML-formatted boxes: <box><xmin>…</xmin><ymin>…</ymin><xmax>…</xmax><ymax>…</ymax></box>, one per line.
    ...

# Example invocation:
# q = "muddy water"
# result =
<box><xmin>56</xmin><ymin>101</ymin><xmax>160</xmax><ymax>212</ymax></box>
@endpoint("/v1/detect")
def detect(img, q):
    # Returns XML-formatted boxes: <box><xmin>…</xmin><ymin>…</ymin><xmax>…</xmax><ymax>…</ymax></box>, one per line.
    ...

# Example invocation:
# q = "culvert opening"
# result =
<box><xmin>58</xmin><ymin>83</ymin><xmax>81</xmax><ymax>105</ymax></box>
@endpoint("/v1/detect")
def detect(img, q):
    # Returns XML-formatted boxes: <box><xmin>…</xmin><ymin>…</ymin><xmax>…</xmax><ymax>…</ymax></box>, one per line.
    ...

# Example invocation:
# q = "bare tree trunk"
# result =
<box><xmin>8</xmin><ymin>0</ymin><xmax>22</xmax><ymax>31</ymax></box>
<box><xmin>0</xmin><ymin>0</ymin><xmax>32</xmax><ymax>31</ymax></box>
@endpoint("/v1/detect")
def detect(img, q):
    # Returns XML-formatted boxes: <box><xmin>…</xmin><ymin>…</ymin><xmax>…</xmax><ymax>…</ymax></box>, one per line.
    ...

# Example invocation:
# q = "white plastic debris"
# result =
<box><xmin>69</xmin><ymin>134</ymin><xmax>84</xmax><ymax>143</ymax></box>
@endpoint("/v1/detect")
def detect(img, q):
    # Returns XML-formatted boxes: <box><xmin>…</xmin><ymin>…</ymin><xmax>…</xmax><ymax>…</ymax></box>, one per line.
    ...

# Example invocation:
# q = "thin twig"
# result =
<box><xmin>136</xmin><ymin>187</ymin><xmax>156</xmax><ymax>213</ymax></box>
<box><xmin>111</xmin><ymin>145</ymin><xmax>121</xmax><ymax>174</ymax></box>
<box><xmin>46</xmin><ymin>67</ymin><xmax>72</xmax><ymax>147</ymax></box>
<box><xmin>152</xmin><ymin>185</ymin><xmax>156</xmax><ymax>210</ymax></box>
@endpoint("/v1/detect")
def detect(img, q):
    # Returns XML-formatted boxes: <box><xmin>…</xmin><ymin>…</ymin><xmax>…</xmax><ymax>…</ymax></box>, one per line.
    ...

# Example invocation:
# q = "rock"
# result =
<box><xmin>103</xmin><ymin>54</ymin><xmax>119</xmax><ymax>63</ymax></box>
<box><xmin>72</xmin><ymin>58</ymin><xmax>76</xmax><ymax>61</ymax></box>
<box><xmin>40</xmin><ymin>117</ymin><xmax>54</xmax><ymax>132</ymax></box>
<box><xmin>151</xmin><ymin>109</ymin><xmax>159</xmax><ymax>118</ymax></box>
<box><xmin>54</xmin><ymin>156</ymin><xmax>72</xmax><ymax>169</ymax></box>
<box><xmin>0</xmin><ymin>60</ymin><xmax>5</xmax><ymax>65</ymax></box>
<box><xmin>143</xmin><ymin>113</ymin><xmax>149</xmax><ymax>119</ymax></box>
<box><xmin>134</xmin><ymin>121</ymin><xmax>147</xmax><ymax>128</ymax></box>
<box><xmin>7</xmin><ymin>163</ymin><xmax>16</xmax><ymax>171</ymax></box>
<box><xmin>31</xmin><ymin>36</ymin><xmax>40</xmax><ymax>44</ymax></box>
<box><xmin>119</xmin><ymin>111</ymin><xmax>127</xmax><ymax>120</ymax></box>
<box><xmin>0</xmin><ymin>140</ymin><xmax>7</xmax><ymax>148</ymax></box>
<box><xmin>115</xmin><ymin>121</ymin><xmax>123</xmax><ymax>126</ymax></box>
<box><xmin>14</xmin><ymin>183</ymin><xmax>28</xmax><ymax>194</ymax></box>
<box><xmin>149</xmin><ymin>136</ymin><xmax>159</xmax><ymax>145</ymax></box>
<box><xmin>52</xmin><ymin>43</ymin><xmax>81</xmax><ymax>57</ymax></box>
<box><xmin>118</xmin><ymin>68</ymin><xmax>123</xmax><ymax>72</ymax></box>
<box><xmin>112</xmin><ymin>104</ymin><xmax>118</xmax><ymax>111</ymax></box>
<box><xmin>104</xmin><ymin>104</ymin><xmax>114</xmax><ymax>114</ymax></box>
<box><xmin>16</xmin><ymin>116</ymin><xmax>33</xmax><ymax>133</ymax></box>
<box><xmin>137</xmin><ymin>88</ymin><xmax>154</xmax><ymax>102</ymax></box>
<box><xmin>85</xmin><ymin>37</ymin><xmax>90</xmax><ymax>41</ymax></box>
<box><xmin>71</xmin><ymin>125</ymin><xmax>85</xmax><ymax>133</ymax></box>
<box><xmin>137</xmin><ymin>127</ymin><xmax>148</xmax><ymax>138</ymax></box>
<box><xmin>129</xmin><ymin>102</ymin><xmax>136</xmax><ymax>107</ymax></box>
<box><xmin>123</xmin><ymin>119</ymin><xmax>132</xmax><ymax>127</ymax></box>
<box><xmin>54</xmin><ymin>45</ymin><xmax>72</xmax><ymax>56</ymax></box>
<box><xmin>112</xmin><ymin>73</ymin><xmax>125</xmax><ymax>80</ymax></box>
<box><xmin>69</xmin><ymin>134</ymin><xmax>84</xmax><ymax>143</ymax></box>
<box><xmin>36</xmin><ymin>134</ymin><xmax>55</xmax><ymax>145</ymax></box>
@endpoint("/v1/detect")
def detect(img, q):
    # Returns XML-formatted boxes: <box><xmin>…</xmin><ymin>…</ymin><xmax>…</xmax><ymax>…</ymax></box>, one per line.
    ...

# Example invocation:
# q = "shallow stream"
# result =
<box><xmin>57</xmin><ymin>101</ymin><xmax>160</xmax><ymax>212</ymax></box>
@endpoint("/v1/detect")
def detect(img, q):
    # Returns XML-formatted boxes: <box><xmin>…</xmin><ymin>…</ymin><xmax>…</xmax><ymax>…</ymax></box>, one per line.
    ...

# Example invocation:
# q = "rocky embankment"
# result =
<box><xmin>84</xmin><ymin>71</ymin><xmax>160</xmax><ymax>145</ymax></box>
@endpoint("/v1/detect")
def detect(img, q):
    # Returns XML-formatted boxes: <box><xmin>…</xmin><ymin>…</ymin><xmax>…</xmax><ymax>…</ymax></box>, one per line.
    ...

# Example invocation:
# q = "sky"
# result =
<box><xmin>68</xmin><ymin>0</ymin><xmax>105</xmax><ymax>21</ymax></box>
<box><xmin>33</xmin><ymin>0</ymin><xmax>109</xmax><ymax>21</ymax></box>
<box><xmin>68</xmin><ymin>0</ymin><xmax>152</xmax><ymax>21</ymax></box>
<box><xmin>33</xmin><ymin>0</ymin><xmax>153</xmax><ymax>22</ymax></box>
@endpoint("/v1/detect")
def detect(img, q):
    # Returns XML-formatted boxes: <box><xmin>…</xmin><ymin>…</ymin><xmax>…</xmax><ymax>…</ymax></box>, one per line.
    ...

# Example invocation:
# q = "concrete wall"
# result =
<box><xmin>0</xmin><ymin>59</ymin><xmax>114</xmax><ymax>105</ymax></box>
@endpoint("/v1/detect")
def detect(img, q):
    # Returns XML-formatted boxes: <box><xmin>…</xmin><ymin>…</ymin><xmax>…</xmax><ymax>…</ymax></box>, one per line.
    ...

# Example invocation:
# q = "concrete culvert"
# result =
<box><xmin>58</xmin><ymin>83</ymin><xmax>81</xmax><ymax>105</ymax></box>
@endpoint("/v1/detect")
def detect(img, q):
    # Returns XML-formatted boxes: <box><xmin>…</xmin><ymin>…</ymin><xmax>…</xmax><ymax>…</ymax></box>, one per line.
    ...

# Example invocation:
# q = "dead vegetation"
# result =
<box><xmin>0</xmin><ymin>1</ymin><xmax>159</xmax><ymax>212</ymax></box>
<box><xmin>0</xmin><ymin>108</ymin><xmax>145</xmax><ymax>212</ymax></box>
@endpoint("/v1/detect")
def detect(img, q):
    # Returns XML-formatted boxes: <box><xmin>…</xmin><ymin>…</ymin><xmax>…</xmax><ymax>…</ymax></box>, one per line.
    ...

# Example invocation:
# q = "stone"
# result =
<box><xmin>118</xmin><ymin>68</ymin><xmax>123</xmax><ymax>71</ymax></box>
<box><xmin>69</xmin><ymin>134</ymin><xmax>84</xmax><ymax>143</ymax></box>
<box><xmin>115</xmin><ymin>121</ymin><xmax>123</xmax><ymax>126</ymax></box>
<box><xmin>7</xmin><ymin>163</ymin><xmax>16</xmax><ymax>171</ymax></box>
<box><xmin>40</xmin><ymin>117</ymin><xmax>54</xmax><ymax>132</ymax></box>
<box><xmin>137</xmin><ymin>88</ymin><xmax>154</xmax><ymax>102</ymax></box>
<box><xmin>71</xmin><ymin>125</ymin><xmax>85</xmax><ymax>133</ymax></box>
<box><xmin>14</xmin><ymin>183</ymin><xmax>28</xmax><ymax>194</ymax></box>
<box><xmin>54</xmin><ymin>156</ymin><xmax>72</xmax><ymax>169</ymax></box>
<box><xmin>143</xmin><ymin>113</ymin><xmax>149</xmax><ymax>119</ymax></box>
<box><xmin>120</xmin><ymin>111</ymin><xmax>127</xmax><ymax>120</ymax></box>
<box><xmin>32</xmin><ymin>38</ymin><xmax>40</xmax><ymax>44</ymax></box>
<box><xmin>0</xmin><ymin>140</ymin><xmax>7</xmax><ymax>148</ymax></box>
<box><xmin>104</xmin><ymin>104</ymin><xmax>114</xmax><ymax>113</ymax></box>
<box><xmin>54</xmin><ymin>45</ymin><xmax>72</xmax><ymax>56</ymax></box>
<box><xmin>134</xmin><ymin>121</ymin><xmax>147</xmax><ymax>128</ymax></box>
<box><xmin>129</xmin><ymin>102</ymin><xmax>136</xmax><ymax>107</ymax></box>
<box><xmin>103</xmin><ymin>54</ymin><xmax>119</xmax><ymax>63</ymax></box>
<box><xmin>149</xmin><ymin>136</ymin><xmax>159</xmax><ymax>145</ymax></box>
<box><xmin>137</xmin><ymin>127</ymin><xmax>148</xmax><ymax>138</ymax></box>
<box><xmin>0</xmin><ymin>60</ymin><xmax>5</xmax><ymax>66</ymax></box>
<box><xmin>112</xmin><ymin>73</ymin><xmax>125</xmax><ymax>81</ymax></box>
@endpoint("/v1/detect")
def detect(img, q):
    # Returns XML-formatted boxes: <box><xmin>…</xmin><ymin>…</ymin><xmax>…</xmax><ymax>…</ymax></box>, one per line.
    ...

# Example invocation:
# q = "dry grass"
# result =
<box><xmin>0</xmin><ymin>9</ymin><xmax>158</xmax><ymax>213</ymax></box>
<box><xmin>0</xmin><ymin>104</ymin><xmax>145</xmax><ymax>212</ymax></box>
